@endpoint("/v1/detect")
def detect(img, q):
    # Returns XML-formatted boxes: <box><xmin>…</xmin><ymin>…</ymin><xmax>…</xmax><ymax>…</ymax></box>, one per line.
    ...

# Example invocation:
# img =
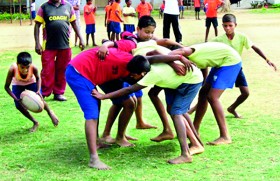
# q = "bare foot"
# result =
<box><xmin>136</xmin><ymin>122</ymin><xmax>157</xmax><ymax>129</ymax></box>
<box><xmin>89</xmin><ymin>158</ymin><xmax>111</xmax><ymax>170</ymax></box>
<box><xmin>227</xmin><ymin>107</ymin><xmax>242</xmax><ymax>118</ymax></box>
<box><xmin>116</xmin><ymin>138</ymin><xmax>135</xmax><ymax>147</ymax></box>
<box><xmin>168</xmin><ymin>155</ymin><xmax>192</xmax><ymax>164</ymax></box>
<box><xmin>49</xmin><ymin>110</ymin><xmax>59</xmax><ymax>126</ymax></box>
<box><xmin>97</xmin><ymin>141</ymin><xmax>111</xmax><ymax>149</ymax></box>
<box><xmin>93</xmin><ymin>44</ymin><xmax>98</xmax><ymax>47</ymax></box>
<box><xmin>100</xmin><ymin>135</ymin><xmax>116</xmax><ymax>144</ymax></box>
<box><xmin>150</xmin><ymin>132</ymin><xmax>174</xmax><ymax>142</ymax></box>
<box><xmin>125</xmin><ymin>135</ymin><xmax>138</xmax><ymax>141</ymax></box>
<box><xmin>189</xmin><ymin>145</ymin><xmax>205</xmax><ymax>155</ymax></box>
<box><xmin>30</xmin><ymin>122</ymin><xmax>39</xmax><ymax>132</ymax></box>
<box><xmin>207</xmin><ymin>137</ymin><xmax>232</xmax><ymax>145</ymax></box>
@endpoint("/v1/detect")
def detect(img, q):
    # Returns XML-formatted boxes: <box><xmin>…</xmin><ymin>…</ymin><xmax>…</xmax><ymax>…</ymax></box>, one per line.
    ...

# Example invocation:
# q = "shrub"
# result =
<box><xmin>0</xmin><ymin>12</ymin><xmax>30</xmax><ymax>21</ymax></box>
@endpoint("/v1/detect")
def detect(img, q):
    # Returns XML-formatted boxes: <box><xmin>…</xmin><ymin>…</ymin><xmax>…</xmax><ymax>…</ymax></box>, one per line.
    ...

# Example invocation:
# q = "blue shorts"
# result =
<box><xmin>86</xmin><ymin>24</ymin><xmax>96</xmax><ymax>34</ymax></box>
<box><xmin>235</xmin><ymin>68</ymin><xmax>248</xmax><ymax>87</ymax></box>
<box><xmin>206</xmin><ymin>62</ymin><xmax>242</xmax><ymax>89</ymax></box>
<box><xmin>206</xmin><ymin>17</ymin><xmax>218</xmax><ymax>28</ymax></box>
<box><xmin>123</xmin><ymin>82</ymin><xmax>143</xmax><ymax>98</ymax></box>
<box><xmin>110</xmin><ymin>21</ymin><xmax>121</xmax><ymax>34</ymax></box>
<box><xmin>12</xmin><ymin>83</ymin><xmax>37</xmax><ymax>108</ymax></box>
<box><xmin>99</xmin><ymin>80</ymin><xmax>136</xmax><ymax>105</ymax></box>
<box><xmin>66</xmin><ymin>65</ymin><xmax>100</xmax><ymax>120</ymax></box>
<box><xmin>107</xmin><ymin>22</ymin><xmax>112</xmax><ymax>33</ymax></box>
<box><xmin>31</xmin><ymin>11</ymin><xmax>36</xmax><ymax>19</ymax></box>
<box><xmin>164</xmin><ymin>83</ymin><xmax>202</xmax><ymax>115</ymax></box>
<box><xmin>179</xmin><ymin>6</ymin><xmax>184</xmax><ymax>11</ymax></box>
<box><xmin>123</xmin><ymin>24</ymin><xmax>135</xmax><ymax>33</ymax></box>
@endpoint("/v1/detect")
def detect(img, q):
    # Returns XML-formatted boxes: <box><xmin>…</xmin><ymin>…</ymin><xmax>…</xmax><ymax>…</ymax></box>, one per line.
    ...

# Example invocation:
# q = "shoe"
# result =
<box><xmin>53</xmin><ymin>94</ymin><xmax>67</xmax><ymax>101</ymax></box>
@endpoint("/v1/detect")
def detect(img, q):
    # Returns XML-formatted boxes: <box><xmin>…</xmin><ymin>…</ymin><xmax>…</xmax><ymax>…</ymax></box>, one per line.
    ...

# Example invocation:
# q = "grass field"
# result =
<box><xmin>0</xmin><ymin>9</ymin><xmax>280</xmax><ymax>180</ymax></box>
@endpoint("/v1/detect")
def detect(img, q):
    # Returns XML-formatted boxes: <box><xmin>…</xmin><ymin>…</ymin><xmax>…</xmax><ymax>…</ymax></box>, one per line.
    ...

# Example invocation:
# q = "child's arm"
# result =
<box><xmin>4</xmin><ymin>66</ymin><xmax>19</xmax><ymax>101</ymax></box>
<box><xmin>92</xmin><ymin>84</ymin><xmax>146</xmax><ymax>100</ymax></box>
<box><xmin>154</xmin><ymin>38</ymin><xmax>184</xmax><ymax>49</ymax></box>
<box><xmin>115</xmin><ymin>10</ymin><xmax>123</xmax><ymax>22</ymax></box>
<box><xmin>252</xmin><ymin>45</ymin><xmax>277</xmax><ymax>71</ymax></box>
<box><xmin>97</xmin><ymin>41</ymin><xmax>115</xmax><ymax>60</ymax></box>
<box><xmin>33</xmin><ymin>66</ymin><xmax>42</xmax><ymax>95</ymax></box>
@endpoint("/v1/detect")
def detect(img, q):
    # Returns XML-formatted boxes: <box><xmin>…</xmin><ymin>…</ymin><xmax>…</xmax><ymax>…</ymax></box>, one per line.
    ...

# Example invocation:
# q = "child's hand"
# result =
<box><xmin>180</xmin><ymin>55</ymin><xmax>195</xmax><ymax>72</ymax></box>
<box><xmin>173</xmin><ymin>63</ymin><xmax>186</xmax><ymax>76</ymax></box>
<box><xmin>91</xmin><ymin>89</ymin><xmax>105</xmax><ymax>100</ymax></box>
<box><xmin>79</xmin><ymin>41</ymin><xmax>85</xmax><ymax>51</ymax></box>
<box><xmin>266</xmin><ymin>59</ymin><xmax>277</xmax><ymax>71</ymax></box>
<box><xmin>35</xmin><ymin>44</ymin><xmax>43</xmax><ymax>55</ymax></box>
<box><xmin>97</xmin><ymin>46</ymin><xmax>109</xmax><ymax>60</ymax></box>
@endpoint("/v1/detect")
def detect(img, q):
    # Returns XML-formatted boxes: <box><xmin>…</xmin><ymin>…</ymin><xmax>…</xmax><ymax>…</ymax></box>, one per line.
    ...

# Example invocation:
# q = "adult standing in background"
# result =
<box><xmin>163</xmin><ymin>0</ymin><xmax>182</xmax><ymax>43</ymax></box>
<box><xmin>68</xmin><ymin>0</ymin><xmax>81</xmax><ymax>46</ymax></box>
<box><xmin>34</xmin><ymin>0</ymin><xmax>85</xmax><ymax>101</ymax></box>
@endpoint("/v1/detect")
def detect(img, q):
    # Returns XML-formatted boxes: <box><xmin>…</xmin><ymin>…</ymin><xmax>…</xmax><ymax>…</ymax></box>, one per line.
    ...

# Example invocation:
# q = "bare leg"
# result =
<box><xmin>101</xmin><ymin>104</ymin><xmax>122</xmax><ymax>144</ymax></box>
<box><xmin>16</xmin><ymin>104</ymin><xmax>39</xmax><ymax>132</ymax></box>
<box><xmin>183</xmin><ymin>114</ymin><xmax>204</xmax><ymax>155</ymax></box>
<box><xmin>135</xmin><ymin>97</ymin><xmax>157</xmax><ymax>129</ymax></box>
<box><xmin>86</xmin><ymin>34</ymin><xmax>89</xmax><ymax>46</ymax></box>
<box><xmin>148</xmin><ymin>87</ymin><xmax>174</xmax><ymax>142</ymax></box>
<box><xmin>188</xmin><ymin>104</ymin><xmax>197</xmax><ymax>114</ymax></box>
<box><xmin>43</xmin><ymin>101</ymin><xmax>59</xmax><ymax>126</ymax></box>
<box><xmin>86</xmin><ymin>120</ymin><xmax>111</xmax><ymax>170</ymax></box>
<box><xmin>116</xmin><ymin>33</ymin><xmax>120</xmax><ymax>41</ymax></box>
<box><xmin>193</xmin><ymin>83</ymin><xmax>211</xmax><ymax>133</ymax></box>
<box><xmin>207</xmin><ymin>88</ymin><xmax>232</xmax><ymax>145</ymax></box>
<box><xmin>214</xmin><ymin>27</ymin><xmax>218</xmax><ymax>37</ymax></box>
<box><xmin>115</xmin><ymin>98</ymin><xmax>136</xmax><ymax>147</ymax></box>
<box><xmin>91</xmin><ymin>33</ymin><xmax>97</xmax><ymax>46</ymax></box>
<box><xmin>205</xmin><ymin>27</ymin><xmax>210</xmax><ymax>42</ymax></box>
<box><xmin>168</xmin><ymin>115</ymin><xmax>192</xmax><ymax>164</ymax></box>
<box><xmin>110</xmin><ymin>32</ymin><xmax>115</xmax><ymax>41</ymax></box>
<box><xmin>227</xmin><ymin>86</ymin><xmax>249</xmax><ymax>118</ymax></box>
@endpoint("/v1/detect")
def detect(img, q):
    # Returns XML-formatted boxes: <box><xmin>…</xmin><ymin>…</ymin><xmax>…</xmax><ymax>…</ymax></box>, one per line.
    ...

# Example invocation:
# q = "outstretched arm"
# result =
<box><xmin>252</xmin><ymin>45</ymin><xmax>277</xmax><ymax>71</ymax></box>
<box><xmin>92</xmin><ymin>84</ymin><xmax>146</xmax><ymax>100</ymax></box>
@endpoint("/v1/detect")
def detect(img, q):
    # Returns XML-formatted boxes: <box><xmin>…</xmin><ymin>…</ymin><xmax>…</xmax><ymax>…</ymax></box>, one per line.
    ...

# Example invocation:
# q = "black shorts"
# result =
<box><xmin>205</xmin><ymin>17</ymin><xmax>218</xmax><ymax>28</ymax></box>
<box><xmin>235</xmin><ymin>68</ymin><xmax>248</xmax><ymax>87</ymax></box>
<box><xmin>195</xmin><ymin>7</ymin><xmax>201</xmax><ymax>12</ymax></box>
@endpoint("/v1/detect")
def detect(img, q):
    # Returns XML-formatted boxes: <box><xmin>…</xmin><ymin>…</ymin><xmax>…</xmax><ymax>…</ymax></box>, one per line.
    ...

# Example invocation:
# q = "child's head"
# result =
<box><xmin>127</xmin><ymin>55</ymin><xmax>150</xmax><ymax>80</ymax></box>
<box><xmin>125</xmin><ymin>0</ymin><xmax>131</xmax><ymax>6</ymax></box>
<box><xmin>141</xmin><ymin>0</ymin><xmax>146</xmax><ymax>4</ymax></box>
<box><xmin>137</xmin><ymin>16</ymin><xmax>156</xmax><ymax>41</ymax></box>
<box><xmin>17</xmin><ymin>52</ymin><xmax>32</xmax><ymax>75</ymax></box>
<box><xmin>222</xmin><ymin>14</ymin><xmax>237</xmax><ymax>35</ymax></box>
<box><xmin>86</xmin><ymin>0</ymin><xmax>92</xmax><ymax>4</ymax></box>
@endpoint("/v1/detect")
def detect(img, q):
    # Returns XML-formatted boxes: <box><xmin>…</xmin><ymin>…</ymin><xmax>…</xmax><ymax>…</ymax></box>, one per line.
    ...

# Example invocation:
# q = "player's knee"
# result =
<box><xmin>123</xmin><ymin>99</ymin><xmax>136</xmax><ymax>111</ymax></box>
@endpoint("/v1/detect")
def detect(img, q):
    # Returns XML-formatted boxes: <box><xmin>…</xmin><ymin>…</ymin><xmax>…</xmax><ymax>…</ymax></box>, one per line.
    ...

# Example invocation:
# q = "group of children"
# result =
<box><xmin>5</xmin><ymin>1</ymin><xmax>277</xmax><ymax>171</ymax></box>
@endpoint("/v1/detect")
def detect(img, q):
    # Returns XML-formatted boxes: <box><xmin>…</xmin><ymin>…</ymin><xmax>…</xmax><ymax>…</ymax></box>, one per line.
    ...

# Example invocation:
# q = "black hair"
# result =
<box><xmin>125</xmin><ymin>0</ymin><xmax>130</xmax><ymax>3</ymax></box>
<box><xmin>137</xmin><ymin>16</ymin><xmax>156</xmax><ymax>29</ymax></box>
<box><xmin>127</xmin><ymin>55</ymin><xmax>151</xmax><ymax>74</ymax></box>
<box><xmin>222</xmin><ymin>14</ymin><xmax>237</xmax><ymax>23</ymax></box>
<box><xmin>17</xmin><ymin>52</ymin><xmax>32</xmax><ymax>66</ymax></box>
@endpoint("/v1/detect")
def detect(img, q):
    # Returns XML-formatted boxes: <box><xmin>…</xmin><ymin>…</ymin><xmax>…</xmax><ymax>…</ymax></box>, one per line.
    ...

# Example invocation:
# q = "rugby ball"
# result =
<box><xmin>20</xmin><ymin>90</ymin><xmax>44</xmax><ymax>113</ymax></box>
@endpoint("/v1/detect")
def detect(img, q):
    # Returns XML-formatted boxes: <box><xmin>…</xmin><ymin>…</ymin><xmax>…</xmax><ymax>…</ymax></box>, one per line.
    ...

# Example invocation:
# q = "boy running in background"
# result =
<box><xmin>4</xmin><ymin>52</ymin><xmax>59</xmax><ymax>132</ymax></box>
<box><xmin>104</xmin><ymin>0</ymin><xmax>113</xmax><ymax>40</ymax></box>
<box><xmin>212</xmin><ymin>14</ymin><xmax>277</xmax><ymax>118</ymax></box>
<box><xmin>136</xmin><ymin>0</ymin><xmax>153</xmax><ymax>19</ymax></box>
<box><xmin>204</xmin><ymin>0</ymin><xmax>223</xmax><ymax>42</ymax></box>
<box><xmin>122</xmin><ymin>0</ymin><xmax>136</xmax><ymax>33</ymax></box>
<box><xmin>179</xmin><ymin>0</ymin><xmax>184</xmax><ymax>19</ymax></box>
<box><xmin>84</xmin><ymin>0</ymin><xmax>97</xmax><ymax>47</ymax></box>
<box><xmin>110</xmin><ymin>0</ymin><xmax>123</xmax><ymax>41</ymax></box>
<box><xmin>29</xmin><ymin>0</ymin><xmax>36</xmax><ymax>25</ymax></box>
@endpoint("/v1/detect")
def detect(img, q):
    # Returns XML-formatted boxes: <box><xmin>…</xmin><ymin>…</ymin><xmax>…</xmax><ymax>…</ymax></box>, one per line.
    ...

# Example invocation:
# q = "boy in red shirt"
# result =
<box><xmin>84</xmin><ymin>0</ymin><xmax>97</xmax><ymax>46</ymax></box>
<box><xmin>204</xmin><ymin>0</ymin><xmax>223</xmax><ymax>42</ymax></box>
<box><xmin>136</xmin><ymin>0</ymin><xmax>153</xmax><ymax>19</ymax></box>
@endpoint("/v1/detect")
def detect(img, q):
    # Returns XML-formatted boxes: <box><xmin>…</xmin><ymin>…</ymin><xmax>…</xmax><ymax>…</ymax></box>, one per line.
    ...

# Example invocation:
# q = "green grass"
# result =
<box><xmin>1</xmin><ymin>10</ymin><xmax>280</xmax><ymax>180</ymax></box>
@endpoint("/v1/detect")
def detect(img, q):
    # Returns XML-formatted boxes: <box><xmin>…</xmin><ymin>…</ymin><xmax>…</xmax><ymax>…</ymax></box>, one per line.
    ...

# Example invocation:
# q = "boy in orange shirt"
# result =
<box><xmin>109</xmin><ymin>0</ymin><xmax>123</xmax><ymax>41</ymax></box>
<box><xmin>104</xmin><ymin>0</ymin><xmax>114</xmax><ymax>40</ymax></box>
<box><xmin>136</xmin><ymin>0</ymin><xmax>153</xmax><ymax>19</ymax></box>
<box><xmin>204</xmin><ymin>0</ymin><xmax>223</xmax><ymax>42</ymax></box>
<box><xmin>84</xmin><ymin>0</ymin><xmax>97</xmax><ymax>47</ymax></box>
